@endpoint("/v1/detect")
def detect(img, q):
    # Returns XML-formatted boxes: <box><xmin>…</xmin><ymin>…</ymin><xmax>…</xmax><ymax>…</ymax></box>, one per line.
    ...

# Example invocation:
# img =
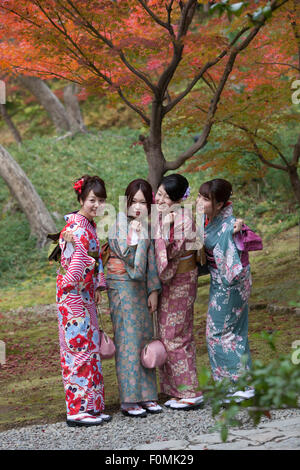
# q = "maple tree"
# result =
<box><xmin>0</xmin><ymin>0</ymin><xmax>290</xmax><ymax>188</ymax></box>
<box><xmin>184</xmin><ymin>0</ymin><xmax>300</xmax><ymax>204</ymax></box>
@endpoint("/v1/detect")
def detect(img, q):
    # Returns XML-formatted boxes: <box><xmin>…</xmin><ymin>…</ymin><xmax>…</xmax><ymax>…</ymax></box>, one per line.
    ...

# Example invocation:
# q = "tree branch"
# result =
<box><xmin>165</xmin><ymin>0</ymin><xmax>289</xmax><ymax>170</ymax></box>
<box><xmin>62</xmin><ymin>0</ymin><xmax>158</xmax><ymax>95</ymax></box>
<box><xmin>226</xmin><ymin>120</ymin><xmax>291</xmax><ymax>168</ymax></box>
<box><xmin>137</xmin><ymin>0</ymin><xmax>175</xmax><ymax>37</ymax></box>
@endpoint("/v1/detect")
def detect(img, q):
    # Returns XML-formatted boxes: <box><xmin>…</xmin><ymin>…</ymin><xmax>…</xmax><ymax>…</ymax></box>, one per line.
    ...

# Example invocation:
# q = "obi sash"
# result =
<box><xmin>176</xmin><ymin>250</ymin><xmax>197</xmax><ymax>274</ymax></box>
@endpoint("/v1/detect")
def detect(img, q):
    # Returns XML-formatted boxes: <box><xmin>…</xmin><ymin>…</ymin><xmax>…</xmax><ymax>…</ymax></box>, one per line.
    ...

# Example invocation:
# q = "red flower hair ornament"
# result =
<box><xmin>73</xmin><ymin>178</ymin><xmax>85</xmax><ymax>194</ymax></box>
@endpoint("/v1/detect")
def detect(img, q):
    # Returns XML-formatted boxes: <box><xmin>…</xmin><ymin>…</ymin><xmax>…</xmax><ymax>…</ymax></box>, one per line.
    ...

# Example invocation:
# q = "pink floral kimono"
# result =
<box><xmin>155</xmin><ymin>208</ymin><xmax>201</xmax><ymax>399</ymax></box>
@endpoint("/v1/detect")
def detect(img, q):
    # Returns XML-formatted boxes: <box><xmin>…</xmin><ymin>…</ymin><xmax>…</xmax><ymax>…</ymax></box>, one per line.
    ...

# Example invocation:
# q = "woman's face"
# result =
<box><xmin>127</xmin><ymin>189</ymin><xmax>148</xmax><ymax>220</ymax></box>
<box><xmin>196</xmin><ymin>193</ymin><xmax>223</xmax><ymax>218</ymax></box>
<box><xmin>196</xmin><ymin>193</ymin><xmax>213</xmax><ymax>218</ymax></box>
<box><xmin>80</xmin><ymin>190</ymin><xmax>106</xmax><ymax>220</ymax></box>
<box><xmin>155</xmin><ymin>185</ymin><xmax>174</xmax><ymax>212</ymax></box>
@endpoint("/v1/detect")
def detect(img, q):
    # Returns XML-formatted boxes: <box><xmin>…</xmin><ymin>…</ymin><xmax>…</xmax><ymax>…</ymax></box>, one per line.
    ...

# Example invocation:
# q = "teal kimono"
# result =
<box><xmin>106</xmin><ymin>213</ymin><xmax>161</xmax><ymax>403</ymax></box>
<box><xmin>204</xmin><ymin>204</ymin><xmax>252</xmax><ymax>383</ymax></box>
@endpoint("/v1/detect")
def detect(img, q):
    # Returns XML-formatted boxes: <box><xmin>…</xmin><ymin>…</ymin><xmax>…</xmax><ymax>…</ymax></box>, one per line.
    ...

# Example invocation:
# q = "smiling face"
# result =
<box><xmin>127</xmin><ymin>189</ymin><xmax>149</xmax><ymax>220</ymax></box>
<box><xmin>155</xmin><ymin>185</ymin><xmax>176</xmax><ymax>212</ymax></box>
<box><xmin>79</xmin><ymin>190</ymin><xmax>106</xmax><ymax>221</ymax></box>
<box><xmin>196</xmin><ymin>192</ymin><xmax>223</xmax><ymax>219</ymax></box>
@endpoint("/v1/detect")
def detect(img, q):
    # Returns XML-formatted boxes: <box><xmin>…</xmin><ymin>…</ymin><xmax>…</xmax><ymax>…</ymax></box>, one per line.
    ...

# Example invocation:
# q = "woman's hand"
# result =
<box><xmin>62</xmin><ymin>230</ymin><xmax>76</xmax><ymax>246</ymax></box>
<box><xmin>163</xmin><ymin>211</ymin><xmax>175</xmax><ymax>227</ymax></box>
<box><xmin>95</xmin><ymin>288</ymin><xmax>102</xmax><ymax>305</ymax></box>
<box><xmin>130</xmin><ymin>219</ymin><xmax>141</xmax><ymax>232</ymax></box>
<box><xmin>233</xmin><ymin>218</ymin><xmax>244</xmax><ymax>234</ymax></box>
<box><xmin>148</xmin><ymin>290</ymin><xmax>158</xmax><ymax>314</ymax></box>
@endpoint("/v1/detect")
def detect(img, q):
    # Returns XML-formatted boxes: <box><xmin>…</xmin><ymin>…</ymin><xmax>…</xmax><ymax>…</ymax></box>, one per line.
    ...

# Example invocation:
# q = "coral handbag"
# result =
<box><xmin>141</xmin><ymin>311</ymin><xmax>167</xmax><ymax>369</ymax></box>
<box><xmin>97</xmin><ymin>306</ymin><xmax>115</xmax><ymax>360</ymax></box>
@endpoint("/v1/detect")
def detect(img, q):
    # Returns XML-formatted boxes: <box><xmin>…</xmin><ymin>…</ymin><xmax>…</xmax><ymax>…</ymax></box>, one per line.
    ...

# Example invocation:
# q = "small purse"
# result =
<box><xmin>97</xmin><ymin>306</ymin><xmax>115</xmax><ymax>360</ymax></box>
<box><xmin>234</xmin><ymin>224</ymin><xmax>263</xmax><ymax>252</ymax></box>
<box><xmin>47</xmin><ymin>231</ymin><xmax>62</xmax><ymax>262</ymax></box>
<box><xmin>141</xmin><ymin>311</ymin><xmax>167</xmax><ymax>369</ymax></box>
<box><xmin>196</xmin><ymin>246</ymin><xmax>210</xmax><ymax>276</ymax></box>
<box><xmin>101</xmin><ymin>242</ymin><xmax>111</xmax><ymax>267</ymax></box>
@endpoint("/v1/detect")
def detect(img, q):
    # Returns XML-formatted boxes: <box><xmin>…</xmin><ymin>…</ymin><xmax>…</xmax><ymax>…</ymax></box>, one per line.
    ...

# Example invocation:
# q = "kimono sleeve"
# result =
<box><xmin>213</xmin><ymin>223</ymin><xmax>243</xmax><ymax>286</ymax></box>
<box><xmin>146</xmin><ymin>241</ymin><xmax>161</xmax><ymax>296</ymax></box>
<box><xmin>166</xmin><ymin>212</ymin><xmax>195</xmax><ymax>260</ymax></box>
<box><xmin>108</xmin><ymin>214</ymin><xmax>149</xmax><ymax>281</ymax></box>
<box><xmin>95</xmin><ymin>255</ymin><xmax>106</xmax><ymax>291</ymax></box>
<box><xmin>59</xmin><ymin>224</ymin><xmax>96</xmax><ymax>289</ymax></box>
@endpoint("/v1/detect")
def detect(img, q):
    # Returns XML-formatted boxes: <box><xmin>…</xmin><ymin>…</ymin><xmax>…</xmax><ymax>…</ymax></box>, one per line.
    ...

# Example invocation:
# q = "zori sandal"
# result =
<box><xmin>164</xmin><ymin>398</ymin><xmax>180</xmax><ymax>407</ymax></box>
<box><xmin>169</xmin><ymin>395</ymin><xmax>204</xmax><ymax>411</ymax></box>
<box><xmin>66</xmin><ymin>412</ymin><xmax>104</xmax><ymax>427</ymax></box>
<box><xmin>139</xmin><ymin>401</ymin><xmax>163</xmax><ymax>414</ymax></box>
<box><xmin>121</xmin><ymin>404</ymin><xmax>147</xmax><ymax>418</ymax></box>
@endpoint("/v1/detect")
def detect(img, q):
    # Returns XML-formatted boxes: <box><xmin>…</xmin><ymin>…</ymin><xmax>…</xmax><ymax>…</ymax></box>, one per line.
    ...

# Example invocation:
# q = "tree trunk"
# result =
<box><xmin>140</xmin><ymin>124</ymin><xmax>166</xmax><ymax>190</ymax></box>
<box><xmin>0</xmin><ymin>104</ymin><xmax>22</xmax><ymax>144</ymax></box>
<box><xmin>63</xmin><ymin>83</ymin><xmax>86</xmax><ymax>135</ymax></box>
<box><xmin>288</xmin><ymin>166</ymin><xmax>300</xmax><ymax>205</ymax></box>
<box><xmin>18</xmin><ymin>75</ymin><xmax>71</xmax><ymax>133</ymax></box>
<box><xmin>0</xmin><ymin>145</ymin><xmax>57</xmax><ymax>247</ymax></box>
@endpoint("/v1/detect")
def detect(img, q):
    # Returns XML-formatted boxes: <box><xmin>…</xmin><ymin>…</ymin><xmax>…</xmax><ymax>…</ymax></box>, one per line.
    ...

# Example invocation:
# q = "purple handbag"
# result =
<box><xmin>234</xmin><ymin>224</ymin><xmax>263</xmax><ymax>252</ymax></box>
<box><xmin>141</xmin><ymin>311</ymin><xmax>167</xmax><ymax>369</ymax></box>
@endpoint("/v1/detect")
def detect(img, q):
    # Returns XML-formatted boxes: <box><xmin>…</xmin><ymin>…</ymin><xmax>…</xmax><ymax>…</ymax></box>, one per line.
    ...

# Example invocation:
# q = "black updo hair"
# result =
<box><xmin>74</xmin><ymin>174</ymin><xmax>107</xmax><ymax>202</ymax></box>
<box><xmin>159</xmin><ymin>173</ymin><xmax>189</xmax><ymax>202</ymax></box>
<box><xmin>198</xmin><ymin>178</ymin><xmax>232</xmax><ymax>217</ymax></box>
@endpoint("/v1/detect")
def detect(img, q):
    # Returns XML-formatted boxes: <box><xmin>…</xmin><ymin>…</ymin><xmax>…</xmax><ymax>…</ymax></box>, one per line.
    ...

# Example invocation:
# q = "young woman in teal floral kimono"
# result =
<box><xmin>106</xmin><ymin>179</ymin><xmax>162</xmax><ymax>418</ymax></box>
<box><xmin>196</xmin><ymin>179</ymin><xmax>255</xmax><ymax>401</ymax></box>
<box><xmin>154</xmin><ymin>174</ymin><xmax>204</xmax><ymax>411</ymax></box>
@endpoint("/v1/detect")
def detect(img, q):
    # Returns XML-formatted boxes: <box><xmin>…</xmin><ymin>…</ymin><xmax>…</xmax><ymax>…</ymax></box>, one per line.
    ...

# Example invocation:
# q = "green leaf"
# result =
<box><xmin>229</xmin><ymin>2</ymin><xmax>246</xmax><ymax>16</ymax></box>
<box><xmin>221</xmin><ymin>425</ymin><xmax>229</xmax><ymax>442</ymax></box>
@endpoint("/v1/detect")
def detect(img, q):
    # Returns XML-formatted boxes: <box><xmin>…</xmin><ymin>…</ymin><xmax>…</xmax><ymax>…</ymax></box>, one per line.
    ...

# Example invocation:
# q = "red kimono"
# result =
<box><xmin>56</xmin><ymin>212</ymin><xmax>106</xmax><ymax>415</ymax></box>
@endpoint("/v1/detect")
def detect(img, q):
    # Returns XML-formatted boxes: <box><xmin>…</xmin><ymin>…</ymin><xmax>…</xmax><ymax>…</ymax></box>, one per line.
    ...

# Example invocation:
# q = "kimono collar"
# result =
<box><xmin>206</xmin><ymin>202</ymin><xmax>233</xmax><ymax>229</ymax></box>
<box><xmin>64</xmin><ymin>210</ymin><xmax>96</xmax><ymax>229</ymax></box>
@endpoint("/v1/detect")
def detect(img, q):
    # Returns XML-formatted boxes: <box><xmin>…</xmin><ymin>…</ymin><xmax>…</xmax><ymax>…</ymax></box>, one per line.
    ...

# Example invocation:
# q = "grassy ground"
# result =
<box><xmin>0</xmin><ymin>226</ymin><xmax>299</xmax><ymax>431</ymax></box>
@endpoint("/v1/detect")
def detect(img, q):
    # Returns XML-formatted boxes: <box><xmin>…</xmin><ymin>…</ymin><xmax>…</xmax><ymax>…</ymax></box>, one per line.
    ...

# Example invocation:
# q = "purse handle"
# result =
<box><xmin>97</xmin><ymin>304</ymin><xmax>105</xmax><ymax>332</ymax></box>
<box><xmin>152</xmin><ymin>310</ymin><xmax>160</xmax><ymax>340</ymax></box>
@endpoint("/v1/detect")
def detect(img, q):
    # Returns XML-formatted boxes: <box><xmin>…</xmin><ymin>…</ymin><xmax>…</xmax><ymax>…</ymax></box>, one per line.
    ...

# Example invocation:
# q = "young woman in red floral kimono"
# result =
<box><xmin>56</xmin><ymin>175</ymin><xmax>111</xmax><ymax>427</ymax></box>
<box><xmin>154</xmin><ymin>174</ymin><xmax>204</xmax><ymax>411</ymax></box>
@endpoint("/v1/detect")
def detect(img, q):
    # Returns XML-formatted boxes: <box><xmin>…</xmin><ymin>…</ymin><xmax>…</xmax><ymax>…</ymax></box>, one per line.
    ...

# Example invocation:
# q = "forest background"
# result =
<box><xmin>0</xmin><ymin>1</ymin><xmax>299</xmax><ymax>433</ymax></box>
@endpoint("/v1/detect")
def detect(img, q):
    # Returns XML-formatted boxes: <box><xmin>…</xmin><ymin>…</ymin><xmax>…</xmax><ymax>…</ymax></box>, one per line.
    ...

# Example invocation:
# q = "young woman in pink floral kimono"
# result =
<box><xmin>154</xmin><ymin>174</ymin><xmax>203</xmax><ymax>411</ymax></box>
<box><xmin>56</xmin><ymin>175</ymin><xmax>111</xmax><ymax>427</ymax></box>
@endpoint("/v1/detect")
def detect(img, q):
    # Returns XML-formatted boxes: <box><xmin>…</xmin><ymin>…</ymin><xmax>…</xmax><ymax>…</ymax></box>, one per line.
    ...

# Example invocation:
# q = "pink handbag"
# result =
<box><xmin>97</xmin><ymin>306</ymin><xmax>116</xmax><ymax>360</ymax></box>
<box><xmin>100</xmin><ymin>330</ymin><xmax>116</xmax><ymax>359</ymax></box>
<box><xmin>141</xmin><ymin>311</ymin><xmax>167</xmax><ymax>369</ymax></box>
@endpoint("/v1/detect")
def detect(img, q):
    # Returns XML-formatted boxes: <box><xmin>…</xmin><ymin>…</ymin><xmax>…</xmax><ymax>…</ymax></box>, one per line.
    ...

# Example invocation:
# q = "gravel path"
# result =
<box><xmin>1</xmin><ymin>403</ymin><xmax>300</xmax><ymax>450</ymax></box>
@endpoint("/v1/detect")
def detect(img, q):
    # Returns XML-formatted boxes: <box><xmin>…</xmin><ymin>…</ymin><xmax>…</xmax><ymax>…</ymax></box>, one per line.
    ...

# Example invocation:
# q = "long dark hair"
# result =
<box><xmin>74</xmin><ymin>174</ymin><xmax>107</xmax><ymax>202</ymax></box>
<box><xmin>125</xmin><ymin>179</ymin><xmax>153</xmax><ymax>215</ymax></box>
<box><xmin>198</xmin><ymin>178</ymin><xmax>232</xmax><ymax>217</ymax></box>
<box><xmin>159</xmin><ymin>173</ymin><xmax>189</xmax><ymax>202</ymax></box>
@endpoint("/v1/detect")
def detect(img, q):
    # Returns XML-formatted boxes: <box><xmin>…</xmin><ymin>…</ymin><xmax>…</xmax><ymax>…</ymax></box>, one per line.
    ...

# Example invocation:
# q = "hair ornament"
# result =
<box><xmin>73</xmin><ymin>178</ymin><xmax>85</xmax><ymax>194</ymax></box>
<box><xmin>181</xmin><ymin>186</ymin><xmax>191</xmax><ymax>201</ymax></box>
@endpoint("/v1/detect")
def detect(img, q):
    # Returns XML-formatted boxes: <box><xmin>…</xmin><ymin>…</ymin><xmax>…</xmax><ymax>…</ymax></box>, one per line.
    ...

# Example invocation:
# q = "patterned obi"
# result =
<box><xmin>176</xmin><ymin>250</ymin><xmax>197</xmax><ymax>274</ymax></box>
<box><xmin>205</xmin><ymin>249</ymin><xmax>217</xmax><ymax>269</ymax></box>
<box><xmin>107</xmin><ymin>253</ymin><xmax>127</xmax><ymax>275</ymax></box>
